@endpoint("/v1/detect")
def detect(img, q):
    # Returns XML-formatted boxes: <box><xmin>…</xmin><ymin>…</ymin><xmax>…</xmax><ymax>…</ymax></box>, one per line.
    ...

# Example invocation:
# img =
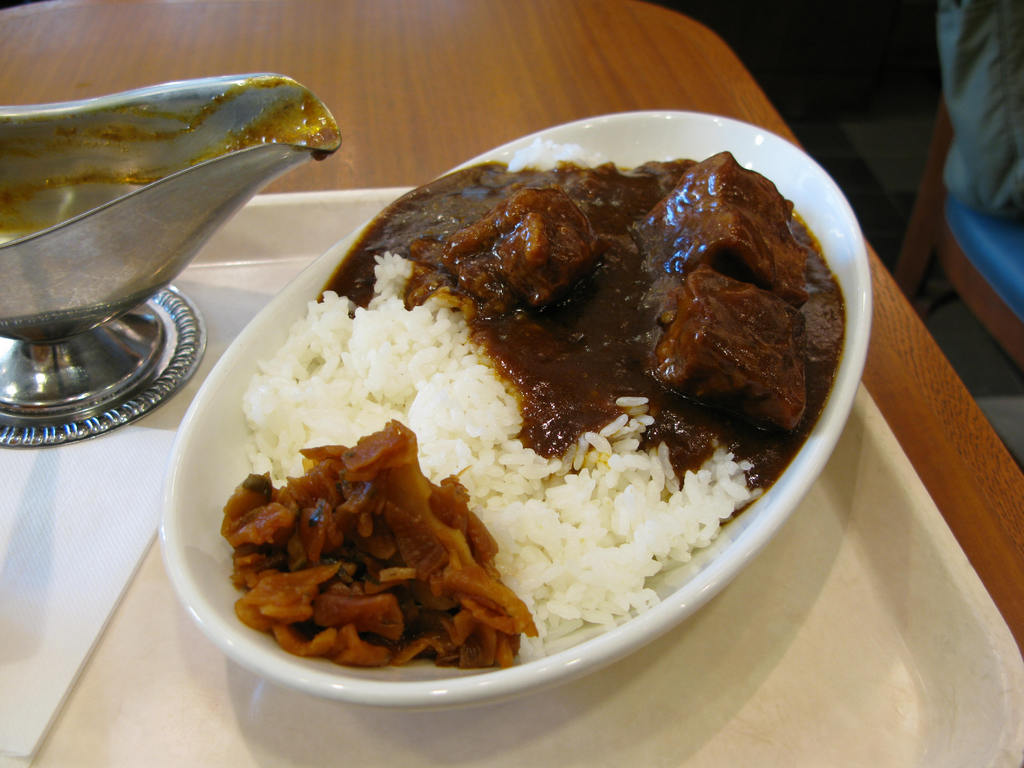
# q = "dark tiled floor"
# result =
<box><xmin>788</xmin><ymin>70</ymin><xmax>936</xmax><ymax>271</ymax></box>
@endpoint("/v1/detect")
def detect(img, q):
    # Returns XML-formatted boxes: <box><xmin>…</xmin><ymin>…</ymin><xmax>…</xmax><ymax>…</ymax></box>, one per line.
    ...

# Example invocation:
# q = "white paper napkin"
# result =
<box><xmin>0</xmin><ymin>425</ymin><xmax>176</xmax><ymax>758</ymax></box>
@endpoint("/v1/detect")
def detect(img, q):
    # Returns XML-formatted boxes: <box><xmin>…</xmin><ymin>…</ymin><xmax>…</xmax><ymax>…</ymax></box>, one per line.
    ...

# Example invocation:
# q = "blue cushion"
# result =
<box><xmin>944</xmin><ymin>195</ymin><xmax>1024</xmax><ymax>322</ymax></box>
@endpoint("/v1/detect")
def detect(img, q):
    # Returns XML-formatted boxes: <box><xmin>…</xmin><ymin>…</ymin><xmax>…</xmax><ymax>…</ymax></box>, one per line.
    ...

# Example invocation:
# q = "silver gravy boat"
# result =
<box><xmin>0</xmin><ymin>74</ymin><xmax>341</xmax><ymax>446</ymax></box>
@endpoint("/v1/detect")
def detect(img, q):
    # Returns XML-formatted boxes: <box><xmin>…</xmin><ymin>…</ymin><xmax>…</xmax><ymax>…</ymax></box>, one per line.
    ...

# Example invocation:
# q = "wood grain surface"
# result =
<box><xmin>2</xmin><ymin>0</ymin><xmax>1022</xmax><ymax>650</ymax></box>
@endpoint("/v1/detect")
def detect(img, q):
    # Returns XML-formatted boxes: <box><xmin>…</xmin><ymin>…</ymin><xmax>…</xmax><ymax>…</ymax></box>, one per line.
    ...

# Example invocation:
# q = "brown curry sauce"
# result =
<box><xmin>324</xmin><ymin>160</ymin><xmax>844</xmax><ymax>491</ymax></box>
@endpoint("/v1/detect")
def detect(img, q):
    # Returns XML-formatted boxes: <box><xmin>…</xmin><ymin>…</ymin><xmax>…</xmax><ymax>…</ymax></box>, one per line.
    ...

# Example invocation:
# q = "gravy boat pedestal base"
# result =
<box><xmin>0</xmin><ymin>287</ymin><xmax>204</xmax><ymax>447</ymax></box>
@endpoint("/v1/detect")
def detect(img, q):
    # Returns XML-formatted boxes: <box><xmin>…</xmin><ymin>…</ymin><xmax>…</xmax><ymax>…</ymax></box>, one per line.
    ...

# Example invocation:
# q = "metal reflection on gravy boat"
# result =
<box><xmin>0</xmin><ymin>74</ymin><xmax>341</xmax><ymax>446</ymax></box>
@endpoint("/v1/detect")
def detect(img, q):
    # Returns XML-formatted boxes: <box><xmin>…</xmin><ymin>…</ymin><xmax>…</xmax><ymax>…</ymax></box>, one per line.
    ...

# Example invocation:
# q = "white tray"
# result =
<box><xmin>16</xmin><ymin>191</ymin><xmax>1024</xmax><ymax>768</ymax></box>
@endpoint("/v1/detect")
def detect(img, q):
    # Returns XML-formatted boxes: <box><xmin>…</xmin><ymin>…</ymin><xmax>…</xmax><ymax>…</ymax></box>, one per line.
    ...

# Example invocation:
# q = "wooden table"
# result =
<box><xmin>2</xmin><ymin>0</ymin><xmax>1022</xmax><ymax>750</ymax></box>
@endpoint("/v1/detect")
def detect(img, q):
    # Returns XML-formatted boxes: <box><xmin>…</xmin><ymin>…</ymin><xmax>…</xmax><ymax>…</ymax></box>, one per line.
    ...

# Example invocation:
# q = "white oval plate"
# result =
<box><xmin>161</xmin><ymin>110</ymin><xmax>871</xmax><ymax>708</ymax></box>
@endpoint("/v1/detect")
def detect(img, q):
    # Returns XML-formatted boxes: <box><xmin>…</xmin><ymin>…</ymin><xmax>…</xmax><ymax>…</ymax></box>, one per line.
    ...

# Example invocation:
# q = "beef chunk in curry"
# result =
<box><xmin>651</xmin><ymin>265</ymin><xmax>807</xmax><ymax>430</ymax></box>
<box><xmin>407</xmin><ymin>186</ymin><xmax>601</xmax><ymax>316</ymax></box>
<box><xmin>634</xmin><ymin>151</ymin><xmax>810</xmax><ymax>306</ymax></box>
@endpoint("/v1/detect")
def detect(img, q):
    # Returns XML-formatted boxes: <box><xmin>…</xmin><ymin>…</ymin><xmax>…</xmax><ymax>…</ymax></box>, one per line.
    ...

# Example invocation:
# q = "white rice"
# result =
<box><xmin>242</xmin><ymin>253</ymin><xmax>757</xmax><ymax>660</ymax></box>
<box><xmin>507</xmin><ymin>138</ymin><xmax>608</xmax><ymax>172</ymax></box>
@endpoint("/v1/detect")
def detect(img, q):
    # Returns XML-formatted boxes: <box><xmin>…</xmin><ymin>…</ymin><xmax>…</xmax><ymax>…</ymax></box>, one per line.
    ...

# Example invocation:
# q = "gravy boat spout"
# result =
<box><xmin>0</xmin><ymin>74</ymin><xmax>341</xmax><ymax>446</ymax></box>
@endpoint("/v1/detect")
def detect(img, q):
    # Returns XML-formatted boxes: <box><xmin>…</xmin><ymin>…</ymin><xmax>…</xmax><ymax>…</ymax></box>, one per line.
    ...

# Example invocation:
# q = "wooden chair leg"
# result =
<box><xmin>893</xmin><ymin>100</ymin><xmax>953</xmax><ymax>299</ymax></box>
